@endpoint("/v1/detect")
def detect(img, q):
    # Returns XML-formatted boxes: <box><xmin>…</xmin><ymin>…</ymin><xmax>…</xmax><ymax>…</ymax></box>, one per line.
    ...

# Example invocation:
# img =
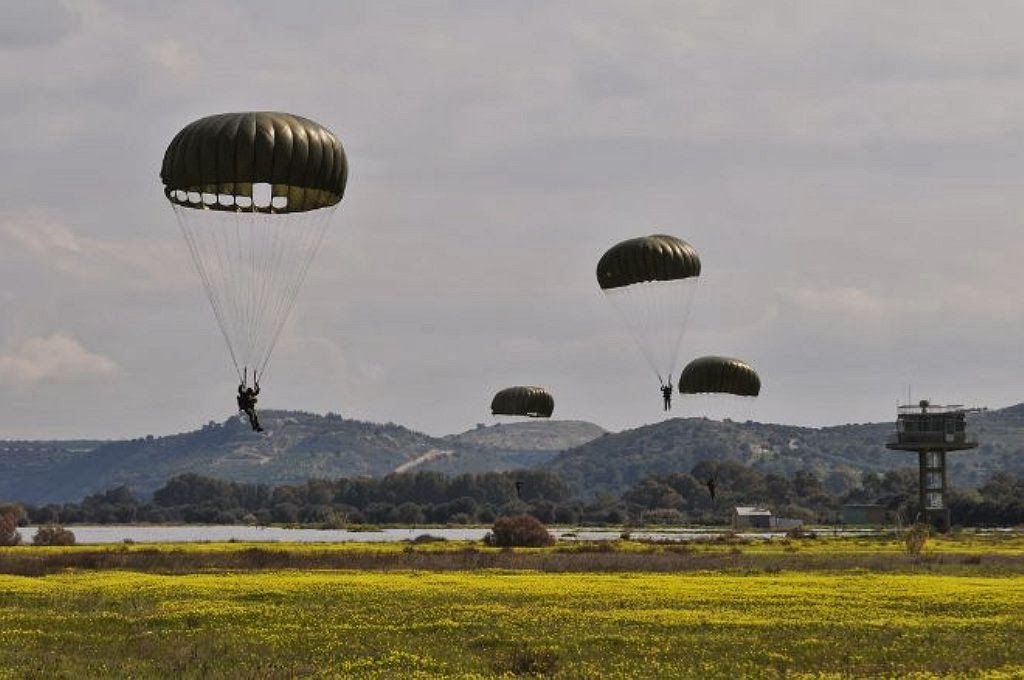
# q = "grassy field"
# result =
<box><xmin>1</xmin><ymin>533</ymin><xmax>1023</xmax><ymax>678</ymax></box>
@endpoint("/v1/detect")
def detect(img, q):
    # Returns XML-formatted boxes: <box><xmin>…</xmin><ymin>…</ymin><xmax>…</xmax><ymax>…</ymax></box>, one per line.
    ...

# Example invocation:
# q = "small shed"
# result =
<box><xmin>733</xmin><ymin>506</ymin><xmax>772</xmax><ymax>529</ymax></box>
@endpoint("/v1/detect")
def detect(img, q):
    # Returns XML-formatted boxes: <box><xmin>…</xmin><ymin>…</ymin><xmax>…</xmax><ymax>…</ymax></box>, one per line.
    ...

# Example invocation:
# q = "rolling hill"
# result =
<box><xmin>0</xmin><ymin>413</ymin><xmax>604</xmax><ymax>504</ymax></box>
<box><xmin>544</xmin><ymin>406</ymin><xmax>1024</xmax><ymax>497</ymax></box>
<box><xmin>3</xmin><ymin>405</ymin><xmax>1024</xmax><ymax>505</ymax></box>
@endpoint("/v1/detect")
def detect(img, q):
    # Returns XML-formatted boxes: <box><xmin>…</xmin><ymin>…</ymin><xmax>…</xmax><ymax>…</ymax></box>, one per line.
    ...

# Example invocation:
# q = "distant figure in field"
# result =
<box><xmin>706</xmin><ymin>477</ymin><xmax>717</xmax><ymax>501</ymax></box>
<box><xmin>661</xmin><ymin>383</ymin><xmax>673</xmax><ymax>411</ymax></box>
<box><xmin>514</xmin><ymin>480</ymin><xmax>524</xmax><ymax>499</ymax></box>
<box><xmin>237</xmin><ymin>383</ymin><xmax>264</xmax><ymax>432</ymax></box>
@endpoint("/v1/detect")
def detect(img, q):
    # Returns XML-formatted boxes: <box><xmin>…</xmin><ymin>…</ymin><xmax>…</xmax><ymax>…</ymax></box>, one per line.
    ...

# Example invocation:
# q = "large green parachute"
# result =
<box><xmin>596</xmin><ymin>234</ymin><xmax>701</xmax><ymax>386</ymax></box>
<box><xmin>162</xmin><ymin>112</ymin><xmax>346</xmax><ymax>213</ymax></box>
<box><xmin>161</xmin><ymin>111</ymin><xmax>347</xmax><ymax>384</ymax></box>
<box><xmin>491</xmin><ymin>386</ymin><xmax>555</xmax><ymax>418</ymax></box>
<box><xmin>678</xmin><ymin>356</ymin><xmax>761</xmax><ymax>396</ymax></box>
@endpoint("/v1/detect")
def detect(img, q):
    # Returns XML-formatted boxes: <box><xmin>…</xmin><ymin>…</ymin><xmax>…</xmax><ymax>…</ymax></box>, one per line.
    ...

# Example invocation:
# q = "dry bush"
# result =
<box><xmin>0</xmin><ymin>511</ymin><xmax>21</xmax><ymax>546</ymax></box>
<box><xmin>490</xmin><ymin>643</ymin><xmax>560</xmax><ymax>676</ymax></box>
<box><xmin>485</xmin><ymin>515</ymin><xmax>555</xmax><ymax>548</ymax></box>
<box><xmin>554</xmin><ymin>540</ymin><xmax>617</xmax><ymax>554</ymax></box>
<box><xmin>786</xmin><ymin>526</ymin><xmax>817</xmax><ymax>539</ymax></box>
<box><xmin>32</xmin><ymin>524</ymin><xmax>76</xmax><ymax>546</ymax></box>
<box><xmin>410</xmin><ymin>534</ymin><xmax>446</xmax><ymax>544</ymax></box>
<box><xmin>905</xmin><ymin>524</ymin><xmax>930</xmax><ymax>555</ymax></box>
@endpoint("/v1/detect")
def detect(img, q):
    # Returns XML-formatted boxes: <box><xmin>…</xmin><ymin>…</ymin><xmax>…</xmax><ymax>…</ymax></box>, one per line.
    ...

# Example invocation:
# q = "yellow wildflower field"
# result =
<box><xmin>1</xmin><ymin>561</ymin><xmax>1023</xmax><ymax>678</ymax></box>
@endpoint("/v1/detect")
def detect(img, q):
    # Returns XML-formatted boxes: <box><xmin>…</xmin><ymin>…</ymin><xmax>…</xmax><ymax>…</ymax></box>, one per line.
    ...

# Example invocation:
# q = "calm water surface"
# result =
<box><xmin>21</xmin><ymin>525</ymin><xmax>803</xmax><ymax>544</ymax></box>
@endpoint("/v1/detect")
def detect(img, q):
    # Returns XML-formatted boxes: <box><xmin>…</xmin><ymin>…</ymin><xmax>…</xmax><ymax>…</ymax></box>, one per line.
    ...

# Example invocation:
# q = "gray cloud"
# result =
<box><xmin>0</xmin><ymin>0</ymin><xmax>80</xmax><ymax>49</ymax></box>
<box><xmin>0</xmin><ymin>332</ymin><xmax>116</xmax><ymax>386</ymax></box>
<box><xmin>1</xmin><ymin>1</ymin><xmax>1023</xmax><ymax>438</ymax></box>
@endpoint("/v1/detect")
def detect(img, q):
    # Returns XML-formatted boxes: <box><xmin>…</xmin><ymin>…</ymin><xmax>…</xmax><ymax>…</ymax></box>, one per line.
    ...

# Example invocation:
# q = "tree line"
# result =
<box><xmin>9</xmin><ymin>465</ymin><xmax>1024</xmax><ymax>528</ymax></box>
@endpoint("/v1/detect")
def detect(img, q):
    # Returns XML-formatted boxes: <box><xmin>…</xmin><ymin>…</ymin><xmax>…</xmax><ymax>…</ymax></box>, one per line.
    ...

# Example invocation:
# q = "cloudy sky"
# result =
<box><xmin>3</xmin><ymin>0</ymin><xmax>1024</xmax><ymax>439</ymax></box>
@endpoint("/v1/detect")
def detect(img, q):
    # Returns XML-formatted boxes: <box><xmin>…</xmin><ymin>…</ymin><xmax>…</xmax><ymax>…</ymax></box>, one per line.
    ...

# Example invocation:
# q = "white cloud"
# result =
<box><xmin>0</xmin><ymin>333</ymin><xmax>117</xmax><ymax>386</ymax></box>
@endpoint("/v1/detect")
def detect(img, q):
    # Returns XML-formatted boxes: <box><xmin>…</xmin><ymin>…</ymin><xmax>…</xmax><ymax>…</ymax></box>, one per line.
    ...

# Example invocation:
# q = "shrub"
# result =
<box><xmin>32</xmin><ymin>524</ymin><xmax>76</xmax><ymax>546</ymax></box>
<box><xmin>904</xmin><ymin>524</ymin><xmax>930</xmax><ymax>555</ymax></box>
<box><xmin>411</xmin><ymin>534</ymin><xmax>446</xmax><ymax>544</ymax></box>
<box><xmin>0</xmin><ymin>512</ymin><xmax>21</xmax><ymax>546</ymax></box>
<box><xmin>786</xmin><ymin>526</ymin><xmax>816</xmax><ymax>540</ymax></box>
<box><xmin>490</xmin><ymin>643</ymin><xmax>560</xmax><ymax>676</ymax></box>
<box><xmin>485</xmin><ymin>515</ymin><xmax>555</xmax><ymax>548</ymax></box>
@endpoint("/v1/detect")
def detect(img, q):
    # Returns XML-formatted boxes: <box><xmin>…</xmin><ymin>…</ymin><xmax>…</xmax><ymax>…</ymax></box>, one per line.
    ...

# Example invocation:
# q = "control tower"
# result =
<box><xmin>885</xmin><ymin>400</ymin><xmax>978</xmax><ymax>531</ymax></box>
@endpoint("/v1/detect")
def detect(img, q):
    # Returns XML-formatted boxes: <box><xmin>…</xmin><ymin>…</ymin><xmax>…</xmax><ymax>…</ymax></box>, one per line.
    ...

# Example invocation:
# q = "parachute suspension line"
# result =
<box><xmin>236</xmin><ymin>208</ymin><xmax>287</xmax><ymax>380</ymax></box>
<box><xmin>259</xmin><ymin>208</ymin><xmax>299</xmax><ymax>373</ymax></box>
<box><xmin>237</xmin><ymin>206</ymin><xmax>265</xmax><ymax>383</ymax></box>
<box><xmin>173</xmin><ymin>202</ymin><xmax>335</xmax><ymax>385</ymax></box>
<box><xmin>173</xmin><ymin>203</ymin><xmax>244</xmax><ymax>381</ymax></box>
<box><xmin>257</xmin><ymin>205</ymin><xmax>335</xmax><ymax>378</ymax></box>
<box><xmin>253</xmin><ymin>209</ymin><xmax>289</xmax><ymax>378</ymax></box>
<box><xmin>603</xmin><ymin>277</ymin><xmax>698</xmax><ymax>385</ymax></box>
<box><xmin>214</xmin><ymin>204</ymin><xmax>251</xmax><ymax>383</ymax></box>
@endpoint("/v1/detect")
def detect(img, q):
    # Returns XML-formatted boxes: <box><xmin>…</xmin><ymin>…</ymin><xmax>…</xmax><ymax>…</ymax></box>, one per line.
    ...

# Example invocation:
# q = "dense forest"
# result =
<box><xmin>12</xmin><ymin>465</ymin><xmax>1024</xmax><ymax>528</ymax></box>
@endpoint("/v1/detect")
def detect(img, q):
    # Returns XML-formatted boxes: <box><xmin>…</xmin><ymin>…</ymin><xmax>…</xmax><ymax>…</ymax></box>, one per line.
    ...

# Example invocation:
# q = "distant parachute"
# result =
<box><xmin>678</xmin><ymin>356</ymin><xmax>760</xmax><ymax>421</ymax></box>
<box><xmin>161</xmin><ymin>111</ymin><xmax>347</xmax><ymax>386</ymax></box>
<box><xmin>491</xmin><ymin>386</ymin><xmax>555</xmax><ymax>418</ymax></box>
<box><xmin>677</xmin><ymin>356</ymin><xmax>761</xmax><ymax>397</ymax></box>
<box><xmin>596</xmin><ymin>234</ymin><xmax>701</xmax><ymax>387</ymax></box>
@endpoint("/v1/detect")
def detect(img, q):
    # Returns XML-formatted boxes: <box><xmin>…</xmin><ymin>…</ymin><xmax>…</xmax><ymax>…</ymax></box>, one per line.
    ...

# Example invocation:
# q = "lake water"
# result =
<box><xmin>19</xmin><ymin>525</ymin><xmax>815</xmax><ymax>545</ymax></box>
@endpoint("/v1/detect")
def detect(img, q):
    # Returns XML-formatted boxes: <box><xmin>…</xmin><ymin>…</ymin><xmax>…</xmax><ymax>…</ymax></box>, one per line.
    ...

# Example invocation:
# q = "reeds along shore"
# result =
<box><xmin>3</xmin><ymin>532</ymin><xmax>1024</xmax><ymax>576</ymax></box>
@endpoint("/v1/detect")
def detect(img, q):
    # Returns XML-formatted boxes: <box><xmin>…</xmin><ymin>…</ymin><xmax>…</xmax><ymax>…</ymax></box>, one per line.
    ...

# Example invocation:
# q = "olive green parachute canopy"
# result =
<box><xmin>678</xmin><ymin>356</ymin><xmax>761</xmax><ymax>396</ymax></box>
<box><xmin>161</xmin><ymin>111</ymin><xmax>347</xmax><ymax>214</ymax></box>
<box><xmin>596</xmin><ymin>234</ymin><xmax>701</xmax><ymax>290</ymax></box>
<box><xmin>491</xmin><ymin>386</ymin><xmax>555</xmax><ymax>418</ymax></box>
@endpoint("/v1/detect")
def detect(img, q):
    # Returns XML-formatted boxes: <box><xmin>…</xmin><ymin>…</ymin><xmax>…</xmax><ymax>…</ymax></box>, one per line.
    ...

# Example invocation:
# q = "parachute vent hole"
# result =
<box><xmin>253</xmin><ymin>183</ymin><xmax>272</xmax><ymax>209</ymax></box>
<box><xmin>271</xmin><ymin>196</ymin><xmax>288</xmax><ymax>210</ymax></box>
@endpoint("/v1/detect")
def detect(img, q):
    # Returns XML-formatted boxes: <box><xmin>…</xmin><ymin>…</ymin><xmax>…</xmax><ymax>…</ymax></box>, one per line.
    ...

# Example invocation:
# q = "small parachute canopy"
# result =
<box><xmin>162</xmin><ymin>111</ymin><xmax>347</xmax><ymax>214</ymax></box>
<box><xmin>491</xmin><ymin>386</ymin><xmax>555</xmax><ymax>418</ymax></box>
<box><xmin>678</xmin><ymin>356</ymin><xmax>761</xmax><ymax>396</ymax></box>
<box><xmin>596</xmin><ymin>234</ymin><xmax>701</xmax><ymax>290</ymax></box>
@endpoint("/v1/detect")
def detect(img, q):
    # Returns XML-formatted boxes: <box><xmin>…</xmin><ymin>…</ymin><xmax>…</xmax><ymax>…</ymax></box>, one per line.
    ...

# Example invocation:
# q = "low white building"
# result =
<box><xmin>732</xmin><ymin>506</ymin><xmax>772</xmax><ymax>529</ymax></box>
<box><xmin>732</xmin><ymin>506</ymin><xmax>803</xmax><ymax>531</ymax></box>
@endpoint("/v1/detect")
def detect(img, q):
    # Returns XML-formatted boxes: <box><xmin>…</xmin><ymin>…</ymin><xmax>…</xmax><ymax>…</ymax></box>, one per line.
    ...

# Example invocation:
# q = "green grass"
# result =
<box><xmin>1</xmin><ymin>533</ymin><xmax>1023</xmax><ymax>678</ymax></box>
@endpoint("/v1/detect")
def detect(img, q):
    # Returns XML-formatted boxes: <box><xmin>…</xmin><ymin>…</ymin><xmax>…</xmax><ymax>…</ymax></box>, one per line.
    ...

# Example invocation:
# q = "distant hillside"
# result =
<box><xmin>544</xmin><ymin>406</ymin><xmax>1024</xmax><ymax>497</ymax></box>
<box><xmin>0</xmin><ymin>413</ymin><xmax>605</xmax><ymax>505</ymax></box>
<box><xmin>0</xmin><ymin>440</ymin><xmax>106</xmax><ymax>503</ymax></box>
<box><xmin>445</xmin><ymin>420</ymin><xmax>606</xmax><ymax>451</ymax></box>
<box><xmin>3</xmin><ymin>405</ymin><xmax>1024</xmax><ymax>505</ymax></box>
<box><xmin>409</xmin><ymin>420</ymin><xmax>608</xmax><ymax>475</ymax></box>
